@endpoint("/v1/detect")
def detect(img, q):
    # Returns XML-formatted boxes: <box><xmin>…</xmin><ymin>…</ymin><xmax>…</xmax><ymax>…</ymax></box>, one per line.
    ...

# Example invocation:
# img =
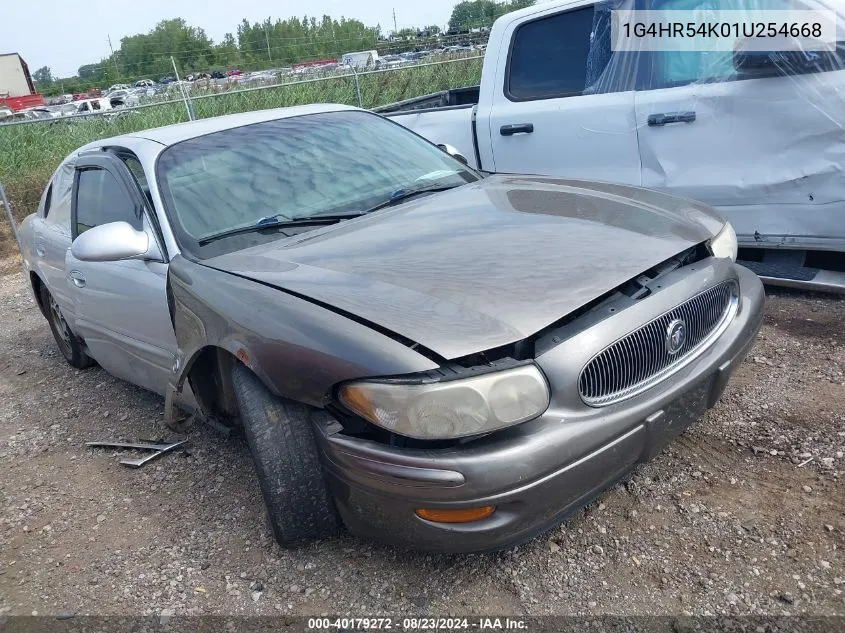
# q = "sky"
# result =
<box><xmin>2</xmin><ymin>0</ymin><xmax>463</xmax><ymax>78</ymax></box>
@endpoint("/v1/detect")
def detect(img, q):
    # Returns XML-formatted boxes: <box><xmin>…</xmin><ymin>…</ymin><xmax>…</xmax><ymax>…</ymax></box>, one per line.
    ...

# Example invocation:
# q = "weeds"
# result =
<box><xmin>0</xmin><ymin>57</ymin><xmax>482</xmax><ymax>254</ymax></box>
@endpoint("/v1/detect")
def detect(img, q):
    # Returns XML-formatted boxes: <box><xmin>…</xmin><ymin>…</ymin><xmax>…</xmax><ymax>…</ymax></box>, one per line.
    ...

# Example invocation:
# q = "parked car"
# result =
<box><xmin>105</xmin><ymin>89</ymin><xmax>140</xmax><ymax>108</ymax></box>
<box><xmin>106</xmin><ymin>83</ymin><xmax>130</xmax><ymax>93</ymax></box>
<box><xmin>16</xmin><ymin>104</ymin><xmax>763</xmax><ymax>553</ymax></box>
<box><xmin>383</xmin><ymin>0</ymin><xmax>845</xmax><ymax>293</ymax></box>
<box><xmin>134</xmin><ymin>79</ymin><xmax>156</xmax><ymax>88</ymax></box>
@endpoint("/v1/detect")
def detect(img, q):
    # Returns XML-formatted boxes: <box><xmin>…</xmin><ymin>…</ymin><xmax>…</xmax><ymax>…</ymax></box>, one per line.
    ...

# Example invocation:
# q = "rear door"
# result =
<box><xmin>64</xmin><ymin>153</ymin><xmax>176</xmax><ymax>395</ymax></box>
<box><xmin>31</xmin><ymin>161</ymin><xmax>75</xmax><ymax>318</ymax></box>
<box><xmin>634</xmin><ymin>0</ymin><xmax>845</xmax><ymax>251</ymax></box>
<box><xmin>483</xmin><ymin>2</ymin><xmax>643</xmax><ymax>184</ymax></box>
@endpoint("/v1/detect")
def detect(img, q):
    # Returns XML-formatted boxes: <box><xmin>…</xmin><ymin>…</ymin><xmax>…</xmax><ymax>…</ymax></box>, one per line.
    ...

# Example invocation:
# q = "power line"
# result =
<box><xmin>58</xmin><ymin>32</ymin><xmax>484</xmax><ymax>79</ymax></box>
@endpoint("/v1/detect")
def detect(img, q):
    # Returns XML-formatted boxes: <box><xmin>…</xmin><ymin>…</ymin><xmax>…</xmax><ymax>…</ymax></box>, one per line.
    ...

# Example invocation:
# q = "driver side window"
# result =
<box><xmin>74</xmin><ymin>168</ymin><xmax>141</xmax><ymax>238</ymax></box>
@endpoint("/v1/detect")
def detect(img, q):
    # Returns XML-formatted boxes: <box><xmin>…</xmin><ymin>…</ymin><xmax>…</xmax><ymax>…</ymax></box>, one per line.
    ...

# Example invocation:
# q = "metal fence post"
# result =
<box><xmin>0</xmin><ymin>180</ymin><xmax>20</xmax><ymax>252</ymax></box>
<box><xmin>171</xmin><ymin>56</ymin><xmax>196</xmax><ymax>121</ymax></box>
<box><xmin>351</xmin><ymin>66</ymin><xmax>363</xmax><ymax>108</ymax></box>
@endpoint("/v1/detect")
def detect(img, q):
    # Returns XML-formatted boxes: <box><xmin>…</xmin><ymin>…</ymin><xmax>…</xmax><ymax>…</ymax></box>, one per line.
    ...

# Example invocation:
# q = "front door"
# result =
<box><xmin>64</xmin><ymin>153</ymin><xmax>176</xmax><ymax>395</ymax></box>
<box><xmin>483</xmin><ymin>3</ymin><xmax>643</xmax><ymax>185</ymax></box>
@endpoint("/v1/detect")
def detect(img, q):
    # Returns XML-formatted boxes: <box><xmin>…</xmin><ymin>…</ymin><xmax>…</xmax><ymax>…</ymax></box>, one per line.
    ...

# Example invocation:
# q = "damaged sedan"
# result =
<box><xmin>17</xmin><ymin>104</ymin><xmax>764</xmax><ymax>552</ymax></box>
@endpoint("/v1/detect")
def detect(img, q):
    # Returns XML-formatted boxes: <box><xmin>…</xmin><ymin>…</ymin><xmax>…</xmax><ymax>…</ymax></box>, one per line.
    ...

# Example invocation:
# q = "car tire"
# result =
<box><xmin>41</xmin><ymin>285</ymin><xmax>92</xmax><ymax>369</ymax></box>
<box><xmin>231</xmin><ymin>364</ymin><xmax>341</xmax><ymax>546</ymax></box>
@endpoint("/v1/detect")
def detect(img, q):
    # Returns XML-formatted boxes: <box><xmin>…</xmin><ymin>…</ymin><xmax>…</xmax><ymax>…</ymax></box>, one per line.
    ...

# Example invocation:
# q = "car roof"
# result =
<box><xmin>78</xmin><ymin>103</ymin><xmax>360</xmax><ymax>151</ymax></box>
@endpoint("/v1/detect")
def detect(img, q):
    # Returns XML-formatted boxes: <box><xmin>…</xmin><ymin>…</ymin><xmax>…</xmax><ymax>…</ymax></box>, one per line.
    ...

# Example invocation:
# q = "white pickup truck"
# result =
<box><xmin>382</xmin><ymin>0</ymin><xmax>845</xmax><ymax>292</ymax></box>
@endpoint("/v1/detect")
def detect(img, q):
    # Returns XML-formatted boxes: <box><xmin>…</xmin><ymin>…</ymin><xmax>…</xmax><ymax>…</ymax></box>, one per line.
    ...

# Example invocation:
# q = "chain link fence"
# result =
<box><xmin>0</xmin><ymin>55</ymin><xmax>483</xmax><ymax>257</ymax></box>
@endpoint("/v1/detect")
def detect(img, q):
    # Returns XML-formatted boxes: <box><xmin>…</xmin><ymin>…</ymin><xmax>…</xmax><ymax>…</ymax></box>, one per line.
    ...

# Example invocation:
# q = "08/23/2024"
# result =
<box><xmin>307</xmin><ymin>617</ymin><xmax>528</xmax><ymax>630</ymax></box>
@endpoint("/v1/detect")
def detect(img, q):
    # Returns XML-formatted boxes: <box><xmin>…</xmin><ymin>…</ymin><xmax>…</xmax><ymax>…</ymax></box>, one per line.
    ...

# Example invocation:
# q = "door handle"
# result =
<box><xmin>500</xmin><ymin>123</ymin><xmax>534</xmax><ymax>136</ymax></box>
<box><xmin>648</xmin><ymin>111</ymin><xmax>696</xmax><ymax>126</ymax></box>
<box><xmin>68</xmin><ymin>270</ymin><xmax>86</xmax><ymax>288</ymax></box>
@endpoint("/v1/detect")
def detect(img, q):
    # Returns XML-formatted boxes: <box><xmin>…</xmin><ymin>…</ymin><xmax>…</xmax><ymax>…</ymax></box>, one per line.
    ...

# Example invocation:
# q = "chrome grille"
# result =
<box><xmin>579</xmin><ymin>280</ymin><xmax>739</xmax><ymax>406</ymax></box>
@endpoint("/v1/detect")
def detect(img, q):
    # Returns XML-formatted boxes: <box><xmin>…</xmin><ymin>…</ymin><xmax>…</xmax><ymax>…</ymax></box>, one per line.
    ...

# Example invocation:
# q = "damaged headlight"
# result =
<box><xmin>338</xmin><ymin>365</ymin><xmax>550</xmax><ymax>440</ymax></box>
<box><xmin>710</xmin><ymin>221</ymin><xmax>738</xmax><ymax>261</ymax></box>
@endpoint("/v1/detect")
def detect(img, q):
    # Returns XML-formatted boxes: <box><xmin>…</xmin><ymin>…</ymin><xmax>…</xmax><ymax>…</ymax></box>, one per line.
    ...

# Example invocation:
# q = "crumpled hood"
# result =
<box><xmin>203</xmin><ymin>175</ymin><xmax>725</xmax><ymax>359</ymax></box>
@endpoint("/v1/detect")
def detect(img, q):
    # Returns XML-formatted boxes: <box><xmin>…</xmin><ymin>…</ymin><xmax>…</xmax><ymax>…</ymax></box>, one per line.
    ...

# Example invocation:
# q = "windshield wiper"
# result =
<box><xmin>361</xmin><ymin>183</ymin><xmax>463</xmax><ymax>215</ymax></box>
<box><xmin>198</xmin><ymin>213</ymin><xmax>361</xmax><ymax>245</ymax></box>
<box><xmin>197</xmin><ymin>183</ymin><xmax>463</xmax><ymax>246</ymax></box>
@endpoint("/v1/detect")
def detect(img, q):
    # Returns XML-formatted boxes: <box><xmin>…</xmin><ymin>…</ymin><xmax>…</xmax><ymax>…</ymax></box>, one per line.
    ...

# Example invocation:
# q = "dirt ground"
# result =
<box><xmin>0</xmin><ymin>266</ymin><xmax>843</xmax><ymax>618</ymax></box>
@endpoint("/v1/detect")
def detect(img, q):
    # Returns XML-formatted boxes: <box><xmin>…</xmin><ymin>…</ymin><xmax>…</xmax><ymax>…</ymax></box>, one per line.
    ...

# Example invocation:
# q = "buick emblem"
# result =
<box><xmin>665</xmin><ymin>319</ymin><xmax>687</xmax><ymax>355</ymax></box>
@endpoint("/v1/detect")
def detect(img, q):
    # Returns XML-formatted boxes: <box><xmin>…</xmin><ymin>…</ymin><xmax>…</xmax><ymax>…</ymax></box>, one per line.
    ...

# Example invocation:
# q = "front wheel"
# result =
<box><xmin>231</xmin><ymin>364</ymin><xmax>340</xmax><ymax>546</ymax></box>
<box><xmin>41</xmin><ymin>285</ymin><xmax>92</xmax><ymax>369</ymax></box>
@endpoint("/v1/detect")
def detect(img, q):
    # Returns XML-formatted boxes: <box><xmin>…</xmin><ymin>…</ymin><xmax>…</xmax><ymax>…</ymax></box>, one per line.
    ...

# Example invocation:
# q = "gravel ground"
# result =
<box><xmin>0</xmin><ymin>269</ymin><xmax>843</xmax><ymax>618</ymax></box>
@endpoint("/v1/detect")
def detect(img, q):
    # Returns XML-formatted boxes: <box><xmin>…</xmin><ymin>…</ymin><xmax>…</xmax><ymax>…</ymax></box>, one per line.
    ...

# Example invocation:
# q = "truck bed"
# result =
<box><xmin>374</xmin><ymin>86</ymin><xmax>480</xmax><ymax>114</ymax></box>
<box><xmin>378</xmin><ymin>86</ymin><xmax>481</xmax><ymax>169</ymax></box>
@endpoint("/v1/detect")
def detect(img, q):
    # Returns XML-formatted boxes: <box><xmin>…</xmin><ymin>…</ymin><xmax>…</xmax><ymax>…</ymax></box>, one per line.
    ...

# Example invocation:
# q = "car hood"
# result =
<box><xmin>202</xmin><ymin>175</ymin><xmax>725</xmax><ymax>360</ymax></box>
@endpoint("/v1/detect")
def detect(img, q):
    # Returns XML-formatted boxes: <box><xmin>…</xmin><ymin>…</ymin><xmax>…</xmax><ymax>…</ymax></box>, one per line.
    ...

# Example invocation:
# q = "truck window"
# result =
<box><xmin>507</xmin><ymin>6</ymin><xmax>611</xmax><ymax>101</ymax></box>
<box><xmin>648</xmin><ymin>0</ymin><xmax>829</xmax><ymax>88</ymax></box>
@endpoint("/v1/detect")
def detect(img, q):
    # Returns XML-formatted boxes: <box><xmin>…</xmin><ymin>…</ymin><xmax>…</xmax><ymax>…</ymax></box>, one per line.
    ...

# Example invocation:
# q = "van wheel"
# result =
<box><xmin>41</xmin><ymin>286</ymin><xmax>92</xmax><ymax>369</ymax></box>
<box><xmin>231</xmin><ymin>364</ymin><xmax>340</xmax><ymax>546</ymax></box>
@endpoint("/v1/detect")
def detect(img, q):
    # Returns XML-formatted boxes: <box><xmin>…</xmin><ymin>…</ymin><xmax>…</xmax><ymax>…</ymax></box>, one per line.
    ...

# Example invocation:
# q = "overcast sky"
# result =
<box><xmin>2</xmin><ymin>0</ymin><xmax>465</xmax><ymax>77</ymax></box>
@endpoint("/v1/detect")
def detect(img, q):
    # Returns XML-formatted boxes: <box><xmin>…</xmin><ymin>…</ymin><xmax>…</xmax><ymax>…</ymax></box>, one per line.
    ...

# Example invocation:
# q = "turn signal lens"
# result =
<box><xmin>415</xmin><ymin>506</ymin><xmax>496</xmax><ymax>523</ymax></box>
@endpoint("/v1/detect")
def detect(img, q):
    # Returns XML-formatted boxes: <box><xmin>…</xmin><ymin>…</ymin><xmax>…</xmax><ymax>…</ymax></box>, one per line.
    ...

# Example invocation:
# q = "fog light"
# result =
<box><xmin>415</xmin><ymin>506</ymin><xmax>496</xmax><ymax>523</ymax></box>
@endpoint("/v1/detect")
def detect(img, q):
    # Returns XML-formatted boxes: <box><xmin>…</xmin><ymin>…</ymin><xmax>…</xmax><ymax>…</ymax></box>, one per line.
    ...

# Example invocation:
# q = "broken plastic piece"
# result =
<box><xmin>85</xmin><ymin>439</ymin><xmax>189</xmax><ymax>468</ymax></box>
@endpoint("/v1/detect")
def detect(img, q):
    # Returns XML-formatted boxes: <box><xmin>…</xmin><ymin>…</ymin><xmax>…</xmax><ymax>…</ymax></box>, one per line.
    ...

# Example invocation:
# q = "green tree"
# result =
<box><xmin>32</xmin><ymin>66</ymin><xmax>53</xmax><ymax>86</ymax></box>
<box><xmin>448</xmin><ymin>0</ymin><xmax>534</xmax><ymax>31</ymax></box>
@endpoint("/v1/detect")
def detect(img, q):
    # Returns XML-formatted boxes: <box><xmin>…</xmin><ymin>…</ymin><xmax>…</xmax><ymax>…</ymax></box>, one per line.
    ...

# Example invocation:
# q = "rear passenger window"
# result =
<box><xmin>45</xmin><ymin>161</ymin><xmax>75</xmax><ymax>230</ymax></box>
<box><xmin>74</xmin><ymin>168</ymin><xmax>140</xmax><ymax>237</ymax></box>
<box><xmin>508</xmin><ymin>6</ymin><xmax>610</xmax><ymax>100</ymax></box>
<box><xmin>39</xmin><ymin>184</ymin><xmax>53</xmax><ymax>218</ymax></box>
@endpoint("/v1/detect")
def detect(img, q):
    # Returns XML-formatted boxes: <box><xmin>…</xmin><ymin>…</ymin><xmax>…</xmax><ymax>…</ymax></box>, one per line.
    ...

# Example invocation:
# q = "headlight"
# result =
<box><xmin>710</xmin><ymin>221</ymin><xmax>738</xmax><ymax>261</ymax></box>
<box><xmin>338</xmin><ymin>365</ymin><xmax>550</xmax><ymax>440</ymax></box>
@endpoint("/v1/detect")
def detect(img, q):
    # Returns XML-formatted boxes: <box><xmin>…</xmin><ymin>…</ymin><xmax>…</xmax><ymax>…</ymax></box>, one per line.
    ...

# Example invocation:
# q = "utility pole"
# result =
<box><xmin>264</xmin><ymin>24</ymin><xmax>273</xmax><ymax>62</ymax></box>
<box><xmin>393</xmin><ymin>8</ymin><xmax>398</xmax><ymax>35</ymax></box>
<box><xmin>107</xmin><ymin>35</ymin><xmax>121</xmax><ymax>77</ymax></box>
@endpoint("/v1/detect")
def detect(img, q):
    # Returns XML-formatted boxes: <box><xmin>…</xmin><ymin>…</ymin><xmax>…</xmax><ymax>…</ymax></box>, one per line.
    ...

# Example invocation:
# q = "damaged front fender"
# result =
<box><xmin>163</xmin><ymin>255</ymin><xmax>440</xmax><ymax>427</ymax></box>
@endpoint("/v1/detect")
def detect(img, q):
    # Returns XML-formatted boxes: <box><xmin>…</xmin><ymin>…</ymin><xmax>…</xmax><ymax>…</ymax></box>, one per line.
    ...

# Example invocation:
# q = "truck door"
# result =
<box><xmin>482</xmin><ymin>2</ymin><xmax>643</xmax><ymax>185</ymax></box>
<box><xmin>634</xmin><ymin>0</ymin><xmax>845</xmax><ymax>253</ymax></box>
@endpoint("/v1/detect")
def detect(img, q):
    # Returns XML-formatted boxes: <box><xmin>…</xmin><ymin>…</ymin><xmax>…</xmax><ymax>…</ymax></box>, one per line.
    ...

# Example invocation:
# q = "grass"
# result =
<box><xmin>0</xmin><ymin>57</ymin><xmax>482</xmax><ymax>257</ymax></box>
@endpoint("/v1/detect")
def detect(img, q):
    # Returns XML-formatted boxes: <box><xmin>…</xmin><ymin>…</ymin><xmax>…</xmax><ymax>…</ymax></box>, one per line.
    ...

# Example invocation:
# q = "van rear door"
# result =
<box><xmin>482</xmin><ymin>2</ymin><xmax>643</xmax><ymax>185</ymax></box>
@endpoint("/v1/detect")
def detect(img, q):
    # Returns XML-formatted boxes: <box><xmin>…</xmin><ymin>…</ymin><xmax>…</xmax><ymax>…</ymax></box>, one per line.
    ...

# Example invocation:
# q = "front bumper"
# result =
<box><xmin>313</xmin><ymin>262</ymin><xmax>765</xmax><ymax>553</ymax></box>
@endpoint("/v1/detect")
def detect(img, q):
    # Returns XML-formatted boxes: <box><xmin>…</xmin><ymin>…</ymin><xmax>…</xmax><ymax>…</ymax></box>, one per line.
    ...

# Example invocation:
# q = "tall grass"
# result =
<box><xmin>0</xmin><ymin>58</ymin><xmax>482</xmax><ymax>256</ymax></box>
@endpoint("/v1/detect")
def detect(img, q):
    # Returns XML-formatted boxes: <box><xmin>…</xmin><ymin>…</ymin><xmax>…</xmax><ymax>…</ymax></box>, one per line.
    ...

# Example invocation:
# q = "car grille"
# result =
<box><xmin>579</xmin><ymin>280</ymin><xmax>739</xmax><ymax>406</ymax></box>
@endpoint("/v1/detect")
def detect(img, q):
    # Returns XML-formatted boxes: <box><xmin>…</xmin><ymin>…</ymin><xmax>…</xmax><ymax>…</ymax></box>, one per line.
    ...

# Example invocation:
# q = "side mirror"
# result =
<box><xmin>437</xmin><ymin>143</ymin><xmax>469</xmax><ymax>166</ymax></box>
<box><xmin>71</xmin><ymin>221</ymin><xmax>161</xmax><ymax>262</ymax></box>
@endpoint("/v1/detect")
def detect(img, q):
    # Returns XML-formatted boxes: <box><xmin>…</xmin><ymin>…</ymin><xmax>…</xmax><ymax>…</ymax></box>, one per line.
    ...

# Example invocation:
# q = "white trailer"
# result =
<box><xmin>340</xmin><ymin>50</ymin><xmax>380</xmax><ymax>70</ymax></box>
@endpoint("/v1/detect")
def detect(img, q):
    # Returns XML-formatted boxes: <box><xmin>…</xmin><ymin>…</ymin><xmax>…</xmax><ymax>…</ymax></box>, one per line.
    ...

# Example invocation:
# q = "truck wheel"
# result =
<box><xmin>41</xmin><ymin>285</ymin><xmax>92</xmax><ymax>369</ymax></box>
<box><xmin>231</xmin><ymin>364</ymin><xmax>340</xmax><ymax>546</ymax></box>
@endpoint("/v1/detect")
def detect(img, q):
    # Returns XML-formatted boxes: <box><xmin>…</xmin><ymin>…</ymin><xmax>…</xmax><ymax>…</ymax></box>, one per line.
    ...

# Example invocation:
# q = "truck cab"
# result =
<box><xmin>385</xmin><ymin>0</ymin><xmax>845</xmax><ymax>292</ymax></box>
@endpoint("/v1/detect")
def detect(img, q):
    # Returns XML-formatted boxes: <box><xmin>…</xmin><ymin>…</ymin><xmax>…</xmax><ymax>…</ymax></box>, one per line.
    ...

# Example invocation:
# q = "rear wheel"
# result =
<box><xmin>231</xmin><ymin>364</ymin><xmax>340</xmax><ymax>546</ymax></box>
<box><xmin>41</xmin><ymin>286</ymin><xmax>92</xmax><ymax>369</ymax></box>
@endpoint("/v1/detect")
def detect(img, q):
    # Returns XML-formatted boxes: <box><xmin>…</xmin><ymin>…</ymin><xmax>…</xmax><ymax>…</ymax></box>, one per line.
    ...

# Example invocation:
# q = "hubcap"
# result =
<box><xmin>48</xmin><ymin>295</ymin><xmax>73</xmax><ymax>356</ymax></box>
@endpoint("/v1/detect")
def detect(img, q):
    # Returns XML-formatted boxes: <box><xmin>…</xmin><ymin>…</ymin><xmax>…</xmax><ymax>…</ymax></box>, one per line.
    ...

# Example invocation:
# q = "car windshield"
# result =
<box><xmin>156</xmin><ymin>110</ymin><xmax>480</xmax><ymax>258</ymax></box>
